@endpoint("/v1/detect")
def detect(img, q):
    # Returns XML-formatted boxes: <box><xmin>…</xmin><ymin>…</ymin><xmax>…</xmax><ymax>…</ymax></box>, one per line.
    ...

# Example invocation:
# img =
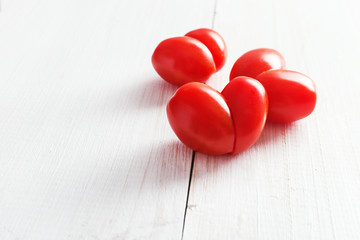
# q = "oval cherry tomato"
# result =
<box><xmin>152</xmin><ymin>37</ymin><xmax>216</xmax><ymax>86</ymax></box>
<box><xmin>185</xmin><ymin>28</ymin><xmax>227</xmax><ymax>71</ymax></box>
<box><xmin>222</xmin><ymin>77</ymin><xmax>268</xmax><ymax>154</ymax></box>
<box><xmin>256</xmin><ymin>70</ymin><xmax>316</xmax><ymax>123</ymax></box>
<box><xmin>167</xmin><ymin>82</ymin><xmax>234</xmax><ymax>155</ymax></box>
<box><xmin>229</xmin><ymin>48</ymin><xmax>286</xmax><ymax>80</ymax></box>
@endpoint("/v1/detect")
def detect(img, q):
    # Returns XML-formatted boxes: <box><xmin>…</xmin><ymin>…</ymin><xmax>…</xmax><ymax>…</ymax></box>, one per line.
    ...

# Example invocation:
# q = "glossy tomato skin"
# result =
<box><xmin>167</xmin><ymin>82</ymin><xmax>234</xmax><ymax>155</ymax></box>
<box><xmin>221</xmin><ymin>77</ymin><xmax>268</xmax><ymax>154</ymax></box>
<box><xmin>185</xmin><ymin>28</ymin><xmax>227</xmax><ymax>71</ymax></box>
<box><xmin>256</xmin><ymin>70</ymin><xmax>316</xmax><ymax>123</ymax></box>
<box><xmin>152</xmin><ymin>36</ymin><xmax>216</xmax><ymax>86</ymax></box>
<box><xmin>229</xmin><ymin>48</ymin><xmax>286</xmax><ymax>80</ymax></box>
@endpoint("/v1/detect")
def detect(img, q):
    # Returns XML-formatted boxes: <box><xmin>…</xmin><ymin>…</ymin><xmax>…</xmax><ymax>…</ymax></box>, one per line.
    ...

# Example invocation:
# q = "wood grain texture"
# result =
<box><xmin>183</xmin><ymin>0</ymin><xmax>360</xmax><ymax>239</ymax></box>
<box><xmin>0</xmin><ymin>0</ymin><xmax>214</xmax><ymax>239</ymax></box>
<box><xmin>1</xmin><ymin>0</ymin><xmax>360</xmax><ymax>239</ymax></box>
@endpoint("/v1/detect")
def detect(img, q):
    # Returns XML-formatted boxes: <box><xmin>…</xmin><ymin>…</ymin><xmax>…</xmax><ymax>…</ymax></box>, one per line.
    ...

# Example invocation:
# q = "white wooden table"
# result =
<box><xmin>1</xmin><ymin>0</ymin><xmax>360</xmax><ymax>239</ymax></box>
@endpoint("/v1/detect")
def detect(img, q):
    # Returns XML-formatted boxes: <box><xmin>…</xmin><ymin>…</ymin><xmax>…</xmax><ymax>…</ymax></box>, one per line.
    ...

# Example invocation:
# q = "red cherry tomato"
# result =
<box><xmin>229</xmin><ymin>48</ymin><xmax>286</xmax><ymax>80</ymax></box>
<box><xmin>256</xmin><ymin>70</ymin><xmax>316</xmax><ymax>123</ymax></box>
<box><xmin>166</xmin><ymin>82</ymin><xmax>234</xmax><ymax>155</ymax></box>
<box><xmin>222</xmin><ymin>77</ymin><xmax>268</xmax><ymax>154</ymax></box>
<box><xmin>152</xmin><ymin>37</ymin><xmax>216</xmax><ymax>86</ymax></box>
<box><xmin>185</xmin><ymin>28</ymin><xmax>227</xmax><ymax>71</ymax></box>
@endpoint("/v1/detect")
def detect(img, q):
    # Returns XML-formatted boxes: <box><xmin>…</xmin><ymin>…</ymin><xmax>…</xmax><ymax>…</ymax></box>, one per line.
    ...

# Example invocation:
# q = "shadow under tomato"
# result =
<box><xmin>183</xmin><ymin>122</ymin><xmax>298</xmax><ymax>179</ymax></box>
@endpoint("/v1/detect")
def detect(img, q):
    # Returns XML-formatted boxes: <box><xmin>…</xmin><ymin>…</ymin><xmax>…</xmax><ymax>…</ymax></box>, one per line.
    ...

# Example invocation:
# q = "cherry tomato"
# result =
<box><xmin>185</xmin><ymin>28</ymin><xmax>227</xmax><ymax>71</ymax></box>
<box><xmin>152</xmin><ymin>37</ymin><xmax>216</xmax><ymax>86</ymax></box>
<box><xmin>166</xmin><ymin>82</ymin><xmax>234</xmax><ymax>155</ymax></box>
<box><xmin>229</xmin><ymin>48</ymin><xmax>286</xmax><ymax>80</ymax></box>
<box><xmin>256</xmin><ymin>70</ymin><xmax>316</xmax><ymax>123</ymax></box>
<box><xmin>222</xmin><ymin>77</ymin><xmax>268</xmax><ymax>154</ymax></box>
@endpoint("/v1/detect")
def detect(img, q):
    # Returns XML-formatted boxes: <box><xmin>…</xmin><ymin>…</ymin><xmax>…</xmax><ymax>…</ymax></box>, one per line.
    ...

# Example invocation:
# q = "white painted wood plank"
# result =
<box><xmin>183</xmin><ymin>0</ymin><xmax>360</xmax><ymax>239</ymax></box>
<box><xmin>0</xmin><ymin>0</ymin><xmax>215</xmax><ymax>239</ymax></box>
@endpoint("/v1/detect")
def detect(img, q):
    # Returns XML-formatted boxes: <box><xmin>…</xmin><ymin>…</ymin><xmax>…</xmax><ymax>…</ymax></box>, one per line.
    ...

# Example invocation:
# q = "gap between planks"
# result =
<box><xmin>181</xmin><ymin>0</ymin><xmax>218</xmax><ymax>239</ymax></box>
<box><xmin>181</xmin><ymin>151</ymin><xmax>196</xmax><ymax>239</ymax></box>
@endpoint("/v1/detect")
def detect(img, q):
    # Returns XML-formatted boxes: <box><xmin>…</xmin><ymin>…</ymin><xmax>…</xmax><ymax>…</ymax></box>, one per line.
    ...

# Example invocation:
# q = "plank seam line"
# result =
<box><xmin>181</xmin><ymin>151</ymin><xmax>195</xmax><ymax>240</ymax></box>
<box><xmin>181</xmin><ymin>1</ymin><xmax>217</xmax><ymax>238</ymax></box>
<box><xmin>211</xmin><ymin>0</ymin><xmax>218</xmax><ymax>28</ymax></box>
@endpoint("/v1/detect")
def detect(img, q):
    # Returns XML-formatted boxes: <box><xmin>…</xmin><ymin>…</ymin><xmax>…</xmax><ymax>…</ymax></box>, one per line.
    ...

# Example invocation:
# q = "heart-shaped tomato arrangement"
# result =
<box><xmin>153</xmin><ymin>30</ymin><xmax>317</xmax><ymax>155</ymax></box>
<box><xmin>152</xmin><ymin>28</ymin><xmax>227</xmax><ymax>86</ymax></box>
<box><xmin>167</xmin><ymin>77</ymin><xmax>268</xmax><ymax>155</ymax></box>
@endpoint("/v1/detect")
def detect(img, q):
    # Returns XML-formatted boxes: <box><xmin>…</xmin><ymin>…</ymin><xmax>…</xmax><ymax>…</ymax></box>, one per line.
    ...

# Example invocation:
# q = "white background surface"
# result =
<box><xmin>0</xmin><ymin>0</ymin><xmax>360</xmax><ymax>239</ymax></box>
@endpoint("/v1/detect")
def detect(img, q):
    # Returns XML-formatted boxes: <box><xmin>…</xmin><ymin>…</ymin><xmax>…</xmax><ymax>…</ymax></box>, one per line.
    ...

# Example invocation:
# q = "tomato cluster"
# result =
<box><xmin>229</xmin><ymin>48</ymin><xmax>316</xmax><ymax>123</ymax></box>
<box><xmin>152</xmin><ymin>29</ymin><xmax>317</xmax><ymax>155</ymax></box>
